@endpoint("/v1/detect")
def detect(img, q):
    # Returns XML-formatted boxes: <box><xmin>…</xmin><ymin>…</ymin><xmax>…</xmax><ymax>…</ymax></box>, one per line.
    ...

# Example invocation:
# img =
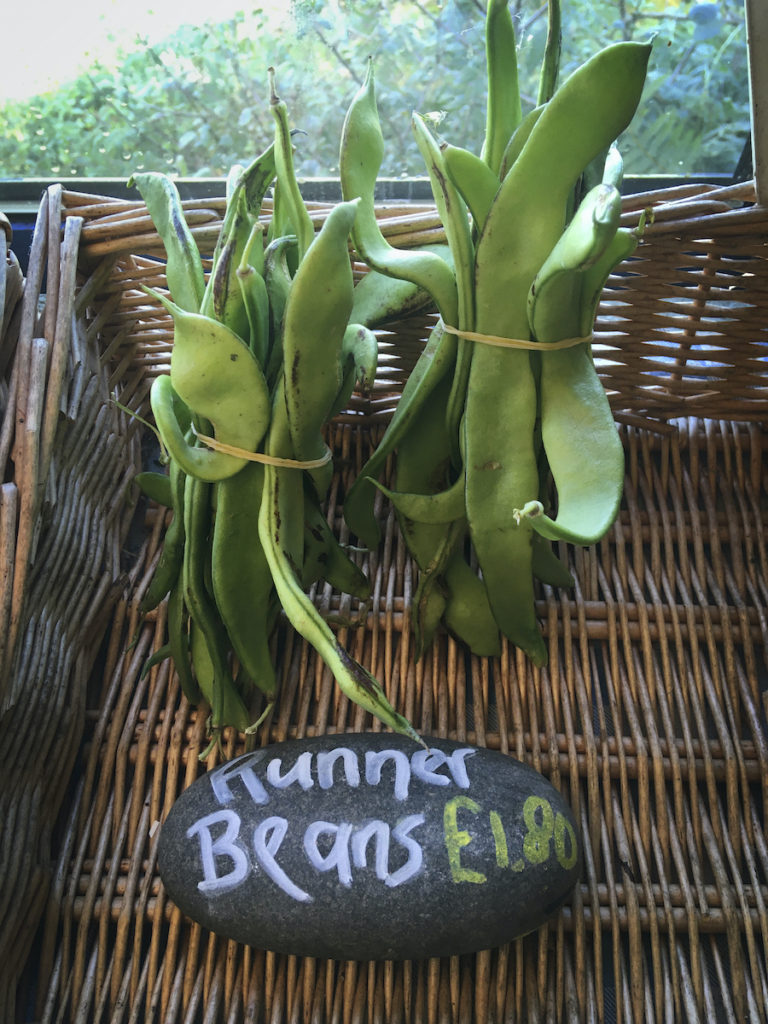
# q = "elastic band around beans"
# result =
<box><xmin>442</xmin><ymin>324</ymin><xmax>593</xmax><ymax>350</ymax></box>
<box><xmin>192</xmin><ymin>427</ymin><xmax>333</xmax><ymax>469</ymax></box>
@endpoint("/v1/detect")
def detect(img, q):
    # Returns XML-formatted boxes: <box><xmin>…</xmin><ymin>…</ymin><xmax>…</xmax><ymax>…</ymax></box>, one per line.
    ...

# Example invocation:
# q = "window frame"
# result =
<box><xmin>745</xmin><ymin>0</ymin><xmax>766</xmax><ymax>203</ymax></box>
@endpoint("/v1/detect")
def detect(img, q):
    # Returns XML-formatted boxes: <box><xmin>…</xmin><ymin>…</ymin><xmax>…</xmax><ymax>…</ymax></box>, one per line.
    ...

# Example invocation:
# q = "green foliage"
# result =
<box><xmin>0</xmin><ymin>0</ymin><xmax>750</xmax><ymax>180</ymax></box>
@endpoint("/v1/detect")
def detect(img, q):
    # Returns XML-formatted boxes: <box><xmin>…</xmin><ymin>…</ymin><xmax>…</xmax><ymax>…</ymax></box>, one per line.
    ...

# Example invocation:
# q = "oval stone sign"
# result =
<box><xmin>158</xmin><ymin>734</ymin><xmax>581</xmax><ymax>961</ymax></box>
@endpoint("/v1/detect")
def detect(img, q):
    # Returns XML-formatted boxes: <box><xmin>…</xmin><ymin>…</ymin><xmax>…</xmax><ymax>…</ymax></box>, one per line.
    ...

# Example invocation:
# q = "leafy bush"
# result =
<box><xmin>0</xmin><ymin>0</ymin><xmax>750</xmax><ymax>180</ymax></box>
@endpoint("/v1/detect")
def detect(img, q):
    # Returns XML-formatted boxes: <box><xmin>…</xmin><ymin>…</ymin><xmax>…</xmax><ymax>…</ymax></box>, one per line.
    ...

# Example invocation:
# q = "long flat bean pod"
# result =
<box><xmin>464</xmin><ymin>41</ymin><xmax>651</xmax><ymax>664</ymax></box>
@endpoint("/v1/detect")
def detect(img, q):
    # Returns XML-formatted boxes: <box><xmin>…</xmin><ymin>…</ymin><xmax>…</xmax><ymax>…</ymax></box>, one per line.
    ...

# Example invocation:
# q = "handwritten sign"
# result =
<box><xmin>158</xmin><ymin>734</ymin><xmax>581</xmax><ymax>961</ymax></box>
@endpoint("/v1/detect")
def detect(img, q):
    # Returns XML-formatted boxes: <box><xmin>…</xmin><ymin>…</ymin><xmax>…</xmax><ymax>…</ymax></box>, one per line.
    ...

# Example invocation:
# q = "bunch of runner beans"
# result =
<box><xmin>340</xmin><ymin>0</ymin><xmax>651</xmax><ymax>666</ymax></box>
<box><xmin>136</xmin><ymin>0</ymin><xmax>652</xmax><ymax>746</ymax></box>
<box><xmin>134</xmin><ymin>71</ymin><xmax>434</xmax><ymax>750</ymax></box>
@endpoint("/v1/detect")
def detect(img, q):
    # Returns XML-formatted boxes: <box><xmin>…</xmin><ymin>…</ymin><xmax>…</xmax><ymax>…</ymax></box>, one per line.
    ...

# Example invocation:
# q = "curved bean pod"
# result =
<box><xmin>340</xmin><ymin>57</ymin><xmax>459</xmax><ymax>328</ymax></box>
<box><xmin>442</xmin><ymin>144</ymin><xmax>500</xmax><ymax>236</ymax></box>
<box><xmin>349</xmin><ymin>244</ymin><xmax>452</xmax><ymax>328</ymax></box>
<box><xmin>150</xmin><ymin>375</ymin><xmax>246</xmax><ymax>482</ymax></box>
<box><xmin>128</xmin><ymin>171</ymin><xmax>205</xmax><ymax>314</ymax></box>
<box><xmin>134</xmin><ymin>471</ymin><xmax>172</xmax><ymax>508</ymax></box>
<box><xmin>368</xmin><ymin>473</ymin><xmax>464</xmax><ymax>526</ymax></box>
<box><xmin>259</xmin><ymin>381</ymin><xmax>421</xmax><ymax>743</ymax></box>
<box><xmin>151</xmin><ymin>290</ymin><xmax>272</xmax><ymax>460</ymax></box>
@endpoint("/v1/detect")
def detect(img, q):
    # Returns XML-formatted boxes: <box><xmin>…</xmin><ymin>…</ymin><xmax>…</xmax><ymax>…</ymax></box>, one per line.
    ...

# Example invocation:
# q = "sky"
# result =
<box><xmin>4</xmin><ymin>0</ymin><xmax>288</xmax><ymax>102</ymax></box>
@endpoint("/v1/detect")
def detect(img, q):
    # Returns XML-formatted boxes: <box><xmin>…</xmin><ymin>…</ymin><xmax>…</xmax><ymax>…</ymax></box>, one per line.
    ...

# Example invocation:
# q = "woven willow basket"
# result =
<box><xmin>3</xmin><ymin>179</ymin><xmax>767</xmax><ymax>1023</ymax></box>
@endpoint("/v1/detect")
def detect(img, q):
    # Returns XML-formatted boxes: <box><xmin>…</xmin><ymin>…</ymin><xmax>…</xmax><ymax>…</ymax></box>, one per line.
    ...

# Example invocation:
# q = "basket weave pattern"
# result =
<box><xmin>0</xmin><ymin>186</ymin><xmax>142</xmax><ymax>1020</ymax></box>
<box><xmin>5</xmin><ymin>183</ymin><xmax>768</xmax><ymax>1023</ymax></box>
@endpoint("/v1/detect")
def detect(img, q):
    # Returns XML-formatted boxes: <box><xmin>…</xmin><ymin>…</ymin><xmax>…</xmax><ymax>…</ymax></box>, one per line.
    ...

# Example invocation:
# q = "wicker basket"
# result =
<box><xmin>4</xmin><ymin>179</ymin><xmax>767</xmax><ymax>1023</ymax></box>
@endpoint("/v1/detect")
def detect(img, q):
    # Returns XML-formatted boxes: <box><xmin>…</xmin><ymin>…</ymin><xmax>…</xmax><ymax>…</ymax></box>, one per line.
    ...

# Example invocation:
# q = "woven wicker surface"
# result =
<box><xmin>8</xmin><ymin>184</ymin><xmax>768</xmax><ymax>1023</ymax></box>
<box><xmin>0</xmin><ymin>186</ymin><xmax>142</xmax><ymax>1021</ymax></box>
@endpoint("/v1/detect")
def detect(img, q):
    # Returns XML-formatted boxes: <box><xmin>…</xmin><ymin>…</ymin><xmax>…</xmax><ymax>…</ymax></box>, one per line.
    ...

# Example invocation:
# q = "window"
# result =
<box><xmin>0</xmin><ymin>0</ymin><xmax>753</xmax><ymax>185</ymax></box>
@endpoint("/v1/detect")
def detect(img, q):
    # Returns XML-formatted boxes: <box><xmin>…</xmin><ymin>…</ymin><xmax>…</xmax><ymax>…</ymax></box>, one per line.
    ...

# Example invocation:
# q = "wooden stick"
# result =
<box><xmin>4</xmin><ymin>337</ymin><xmax>49</xmax><ymax>689</ymax></box>
<box><xmin>0</xmin><ymin>482</ymin><xmax>18</xmax><ymax>705</ymax></box>
<box><xmin>44</xmin><ymin>184</ymin><xmax>63</xmax><ymax>344</ymax></box>
<box><xmin>39</xmin><ymin>216</ymin><xmax>84</xmax><ymax>491</ymax></box>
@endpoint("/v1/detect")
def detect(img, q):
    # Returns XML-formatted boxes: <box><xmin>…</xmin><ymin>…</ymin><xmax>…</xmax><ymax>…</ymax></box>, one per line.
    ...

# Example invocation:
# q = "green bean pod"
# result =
<box><xmin>211</xmin><ymin>461</ymin><xmax>277</xmax><ymax>699</ymax></box>
<box><xmin>411</xmin><ymin>114</ymin><xmax>475</xmax><ymax>463</ymax></box>
<box><xmin>343</xmin><ymin>321</ymin><xmax>455</xmax><ymax>549</ymax></box>
<box><xmin>282</xmin><ymin>199</ymin><xmax>358</xmax><ymax>498</ymax></box>
<box><xmin>167</xmin><ymin>579</ymin><xmax>201</xmax><ymax>704</ymax></box>
<box><xmin>521</xmin><ymin>183</ymin><xmax>625</xmax><ymax>546</ymax></box>
<box><xmin>134</xmin><ymin>470</ymin><xmax>172</xmax><ymax>508</ymax></box>
<box><xmin>150</xmin><ymin>290</ymin><xmax>272</xmax><ymax>462</ymax></box>
<box><xmin>236</xmin><ymin>258</ymin><xmax>271</xmax><ymax>369</ymax></box>
<box><xmin>537</xmin><ymin>0</ymin><xmax>563</xmax><ymax>105</ymax></box>
<box><xmin>150</xmin><ymin>375</ymin><xmax>247</xmax><ymax>482</ymax></box>
<box><xmin>465</xmin><ymin>40</ymin><xmax>651</xmax><ymax>664</ymax></box>
<box><xmin>259</xmin><ymin>382</ymin><xmax>421</xmax><ymax>743</ymax></box>
<box><xmin>302</xmin><ymin>487</ymin><xmax>371</xmax><ymax>600</ymax></box>
<box><xmin>498</xmin><ymin>105</ymin><xmax>546</xmax><ymax>180</ymax></box>
<box><xmin>263</xmin><ymin>234</ymin><xmax>297</xmax><ymax>386</ymax></box>
<box><xmin>340</xmin><ymin>57</ymin><xmax>459</xmax><ymax>328</ymax></box>
<box><xmin>442</xmin><ymin>546</ymin><xmax>502</xmax><ymax>657</ymax></box>
<box><xmin>182</xmin><ymin>475</ymin><xmax>251</xmax><ymax>732</ymax></box>
<box><xmin>202</xmin><ymin>146</ymin><xmax>275</xmax><ymax>336</ymax></box>
<box><xmin>482</xmin><ymin>0</ymin><xmax>522</xmax><ymax>176</ymax></box>
<box><xmin>441</xmin><ymin>144</ymin><xmax>500</xmax><ymax>236</ymax></box>
<box><xmin>140</xmin><ymin>458</ymin><xmax>186</xmax><ymax>613</ymax></box>
<box><xmin>269</xmin><ymin>68</ymin><xmax>314</xmax><ymax>262</ymax></box>
<box><xmin>128</xmin><ymin>171</ymin><xmax>205</xmax><ymax>314</ymax></box>
<box><xmin>349</xmin><ymin>245</ymin><xmax>452</xmax><ymax>328</ymax></box>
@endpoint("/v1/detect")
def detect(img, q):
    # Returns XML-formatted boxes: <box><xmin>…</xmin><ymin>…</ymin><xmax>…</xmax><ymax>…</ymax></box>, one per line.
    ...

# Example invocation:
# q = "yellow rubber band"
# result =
<box><xmin>192</xmin><ymin>427</ymin><xmax>333</xmax><ymax>469</ymax></box>
<box><xmin>442</xmin><ymin>324</ymin><xmax>593</xmax><ymax>351</ymax></box>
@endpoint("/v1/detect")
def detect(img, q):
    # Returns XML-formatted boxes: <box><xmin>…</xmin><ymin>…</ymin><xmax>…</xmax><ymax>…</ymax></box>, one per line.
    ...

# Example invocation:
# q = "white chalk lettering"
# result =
<box><xmin>350</xmin><ymin>820</ymin><xmax>391</xmax><ymax>881</ymax></box>
<box><xmin>253</xmin><ymin>816</ymin><xmax>312</xmax><ymax>903</ymax></box>
<box><xmin>387</xmin><ymin>814</ymin><xmax>426</xmax><ymax>887</ymax></box>
<box><xmin>365</xmin><ymin>749</ymin><xmax>411</xmax><ymax>801</ymax></box>
<box><xmin>410</xmin><ymin>749</ymin><xmax>452</xmax><ymax>787</ymax></box>
<box><xmin>206</xmin><ymin>744</ymin><xmax>475</xmax><ymax>811</ymax></box>
<box><xmin>317</xmin><ymin>747</ymin><xmax>361</xmax><ymax>790</ymax></box>
<box><xmin>187</xmin><ymin>809</ymin><xmax>249</xmax><ymax>895</ymax></box>
<box><xmin>208</xmin><ymin>754</ymin><xmax>269</xmax><ymax>807</ymax></box>
<box><xmin>304</xmin><ymin>821</ymin><xmax>355</xmax><ymax>886</ymax></box>
<box><xmin>445</xmin><ymin>748</ymin><xmax>475</xmax><ymax>789</ymax></box>
<box><xmin>410</xmin><ymin>747</ymin><xmax>475</xmax><ymax>788</ymax></box>
<box><xmin>266</xmin><ymin>751</ymin><xmax>314</xmax><ymax>791</ymax></box>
